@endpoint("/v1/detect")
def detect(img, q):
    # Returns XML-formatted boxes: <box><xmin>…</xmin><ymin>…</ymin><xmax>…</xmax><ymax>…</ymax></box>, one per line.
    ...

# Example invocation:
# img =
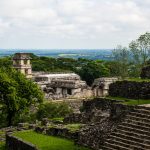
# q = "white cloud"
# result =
<box><xmin>0</xmin><ymin>0</ymin><xmax>150</xmax><ymax>48</ymax></box>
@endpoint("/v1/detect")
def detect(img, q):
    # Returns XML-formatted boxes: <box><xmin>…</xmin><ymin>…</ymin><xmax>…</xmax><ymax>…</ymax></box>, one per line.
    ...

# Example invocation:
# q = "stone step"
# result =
<box><xmin>121</xmin><ymin>122</ymin><xmax>150</xmax><ymax>131</ymax></box>
<box><xmin>104</xmin><ymin>141</ymin><xmax>133</xmax><ymax>150</ymax></box>
<box><xmin>117</xmin><ymin>125</ymin><xmax>150</xmax><ymax>136</ymax></box>
<box><xmin>133</xmin><ymin>108</ymin><xmax>150</xmax><ymax>115</ymax></box>
<box><xmin>115</xmin><ymin>129</ymin><xmax>150</xmax><ymax>140</ymax></box>
<box><xmin>106</xmin><ymin>138</ymin><xmax>143</xmax><ymax>150</ymax></box>
<box><xmin>129</xmin><ymin>111</ymin><xmax>150</xmax><ymax>119</ymax></box>
<box><xmin>134</xmin><ymin>106</ymin><xmax>150</xmax><ymax>111</ymax></box>
<box><xmin>102</xmin><ymin>107</ymin><xmax>150</xmax><ymax>150</ymax></box>
<box><xmin>100</xmin><ymin>145</ymin><xmax>116</xmax><ymax>150</ymax></box>
<box><xmin>126</xmin><ymin>115</ymin><xmax>150</xmax><ymax>123</ymax></box>
<box><xmin>110</xmin><ymin>132</ymin><xmax>150</xmax><ymax>144</ymax></box>
<box><xmin>124</xmin><ymin>119</ymin><xmax>150</xmax><ymax>128</ymax></box>
<box><xmin>107</xmin><ymin>135</ymin><xmax>150</xmax><ymax>149</ymax></box>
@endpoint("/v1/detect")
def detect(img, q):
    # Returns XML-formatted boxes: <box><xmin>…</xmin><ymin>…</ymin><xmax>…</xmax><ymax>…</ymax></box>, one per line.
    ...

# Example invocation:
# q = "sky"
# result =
<box><xmin>0</xmin><ymin>0</ymin><xmax>150</xmax><ymax>49</ymax></box>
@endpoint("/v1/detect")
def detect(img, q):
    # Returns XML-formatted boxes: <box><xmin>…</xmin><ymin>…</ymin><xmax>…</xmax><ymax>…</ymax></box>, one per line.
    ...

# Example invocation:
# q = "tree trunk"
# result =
<box><xmin>7</xmin><ymin>111</ymin><xmax>14</xmax><ymax>127</ymax></box>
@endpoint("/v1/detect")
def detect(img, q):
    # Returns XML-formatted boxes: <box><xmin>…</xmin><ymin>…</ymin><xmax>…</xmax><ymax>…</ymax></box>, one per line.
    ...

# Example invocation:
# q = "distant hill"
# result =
<box><xmin>0</xmin><ymin>49</ymin><xmax>113</xmax><ymax>60</ymax></box>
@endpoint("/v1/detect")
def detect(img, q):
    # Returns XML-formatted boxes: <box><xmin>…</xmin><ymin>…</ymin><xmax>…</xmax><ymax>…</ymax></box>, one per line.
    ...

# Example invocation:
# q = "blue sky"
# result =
<box><xmin>0</xmin><ymin>0</ymin><xmax>150</xmax><ymax>49</ymax></box>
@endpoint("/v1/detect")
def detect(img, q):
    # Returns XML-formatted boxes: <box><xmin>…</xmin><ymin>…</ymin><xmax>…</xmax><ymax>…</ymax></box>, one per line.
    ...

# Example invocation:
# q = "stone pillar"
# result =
<box><xmin>56</xmin><ymin>88</ymin><xmax>63</xmax><ymax>98</ymax></box>
<box><xmin>28</xmin><ymin>68</ymin><xmax>32</xmax><ymax>75</ymax></box>
<box><xmin>20</xmin><ymin>60</ymin><xmax>24</xmax><ymax>65</ymax></box>
<box><xmin>94</xmin><ymin>89</ymin><xmax>97</xmax><ymax>97</ymax></box>
<box><xmin>27</xmin><ymin>60</ymin><xmax>30</xmax><ymax>65</ymax></box>
<box><xmin>62</xmin><ymin>88</ymin><xmax>67</xmax><ymax>97</ymax></box>
<box><xmin>71</xmin><ymin>89</ymin><xmax>75</xmax><ymax>95</ymax></box>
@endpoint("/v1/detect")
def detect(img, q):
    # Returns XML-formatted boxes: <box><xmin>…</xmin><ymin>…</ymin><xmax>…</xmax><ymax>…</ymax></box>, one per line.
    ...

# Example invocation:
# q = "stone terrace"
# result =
<box><xmin>102</xmin><ymin>106</ymin><xmax>150</xmax><ymax>150</ymax></box>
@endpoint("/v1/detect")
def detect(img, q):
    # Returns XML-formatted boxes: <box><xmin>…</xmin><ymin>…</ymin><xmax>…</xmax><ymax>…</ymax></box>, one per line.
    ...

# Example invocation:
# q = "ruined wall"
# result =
<box><xmin>64</xmin><ymin>98</ymin><xmax>133</xmax><ymax>124</ymax></box>
<box><xmin>109</xmin><ymin>80</ymin><xmax>150</xmax><ymax>99</ymax></box>
<box><xmin>6</xmin><ymin>134</ymin><xmax>38</xmax><ymax>150</ymax></box>
<box><xmin>64</xmin><ymin>98</ymin><xmax>135</xmax><ymax>150</ymax></box>
<box><xmin>72</xmin><ymin>88</ymin><xmax>93</xmax><ymax>99</ymax></box>
<box><xmin>92</xmin><ymin>77</ymin><xmax>118</xmax><ymax>97</ymax></box>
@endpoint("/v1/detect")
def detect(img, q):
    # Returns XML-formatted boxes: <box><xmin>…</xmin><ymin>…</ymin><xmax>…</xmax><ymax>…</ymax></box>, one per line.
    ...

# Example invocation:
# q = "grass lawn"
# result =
<box><xmin>124</xmin><ymin>78</ymin><xmax>150</xmax><ymax>82</ymax></box>
<box><xmin>107</xmin><ymin>96</ymin><xmax>150</xmax><ymax>105</ymax></box>
<box><xmin>50</xmin><ymin>118</ymin><xmax>64</xmax><ymax>122</ymax></box>
<box><xmin>13</xmin><ymin>130</ymin><xmax>91</xmax><ymax>150</ymax></box>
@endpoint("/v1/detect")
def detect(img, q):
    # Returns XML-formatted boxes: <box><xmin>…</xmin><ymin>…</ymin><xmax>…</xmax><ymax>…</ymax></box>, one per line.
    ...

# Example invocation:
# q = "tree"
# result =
<box><xmin>0</xmin><ymin>56</ymin><xmax>12</xmax><ymax>68</ymax></box>
<box><xmin>105</xmin><ymin>61</ymin><xmax>122</xmax><ymax>77</ymax></box>
<box><xmin>128</xmin><ymin>32</ymin><xmax>150</xmax><ymax>77</ymax></box>
<box><xmin>0</xmin><ymin>68</ymin><xmax>44</xmax><ymax>126</ymax></box>
<box><xmin>112</xmin><ymin>45</ymin><xmax>130</xmax><ymax>78</ymax></box>
<box><xmin>78</xmin><ymin>61</ymin><xmax>109</xmax><ymax>86</ymax></box>
<box><xmin>129</xmin><ymin>32</ymin><xmax>150</xmax><ymax>66</ymax></box>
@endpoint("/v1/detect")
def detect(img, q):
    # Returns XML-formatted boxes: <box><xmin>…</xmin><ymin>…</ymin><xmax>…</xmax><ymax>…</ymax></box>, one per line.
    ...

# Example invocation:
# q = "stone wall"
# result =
<box><xmin>64</xmin><ymin>98</ymin><xmax>136</xmax><ymax>150</ymax></box>
<box><xmin>72</xmin><ymin>88</ymin><xmax>93</xmax><ymax>99</ymax></box>
<box><xmin>109</xmin><ymin>80</ymin><xmax>150</xmax><ymax>99</ymax></box>
<box><xmin>64</xmin><ymin>113</ymin><xmax>88</xmax><ymax>124</ymax></box>
<box><xmin>6</xmin><ymin>133</ymin><xmax>38</xmax><ymax>150</ymax></box>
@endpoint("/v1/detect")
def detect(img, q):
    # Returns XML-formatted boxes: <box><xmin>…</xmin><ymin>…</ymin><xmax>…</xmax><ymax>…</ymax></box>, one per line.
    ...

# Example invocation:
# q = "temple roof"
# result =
<box><xmin>35</xmin><ymin>73</ymin><xmax>80</xmax><ymax>80</ymax></box>
<box><xmin>13</xmin><ymin>53</ymin><xmax>32</xmax><ymax>60</ymax></box>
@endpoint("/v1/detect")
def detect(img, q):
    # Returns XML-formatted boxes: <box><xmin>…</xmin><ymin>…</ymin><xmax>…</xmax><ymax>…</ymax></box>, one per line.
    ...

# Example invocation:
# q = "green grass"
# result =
<box><xmin>0</xmin><ymin>142</ymin><xmax>5</xmax><ymax>150</ymax></box>
<box><xmin>107</xmin><ymin>96</ymin><xmax>150</xmax><ymax>105</ymax></box>
<box><xmin>65</xmin><ymin>124</ymin><xmax>83</xmax><ymax>132</ymax></box>
<box><xmin>50</xmin><ymin>117</ymin><xmax>64</xmax><ymax>122</ymax></box>
<box><xmin>124</xmin><ymin>99</ymin><xmax>150</xmax><ymax>105</ymax></box>
<box><xmin>13</xmin><ymin>130</ymin><xmax>91</xmax><ymax>150</ymax></box>
<box><xmin>124</xmin><ymin>78</ymin><xmax>150</xmax><ymax>82</ymax></box>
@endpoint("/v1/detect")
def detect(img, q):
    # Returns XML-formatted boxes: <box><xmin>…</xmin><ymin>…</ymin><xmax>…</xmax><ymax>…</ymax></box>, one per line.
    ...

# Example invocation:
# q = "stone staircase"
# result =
<box><xmin>102</xmin><ymin>106</ymin><xmax>150</xmax><ymax>150</ymax></box>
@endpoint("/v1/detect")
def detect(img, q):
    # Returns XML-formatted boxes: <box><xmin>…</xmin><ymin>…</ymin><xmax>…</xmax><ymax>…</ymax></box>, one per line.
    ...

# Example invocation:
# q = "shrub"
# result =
<box><xmin>36</xmin><ymin>102</ymin><xmax>72</xmax><ymax>120</ymax></box>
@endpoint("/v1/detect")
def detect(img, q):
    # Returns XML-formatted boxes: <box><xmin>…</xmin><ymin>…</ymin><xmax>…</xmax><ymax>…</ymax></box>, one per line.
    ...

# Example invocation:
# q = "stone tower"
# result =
<box><xmin>13</xmin><ymin>53</ymin><xmax>32</xmax><ymax>78</ymax></box>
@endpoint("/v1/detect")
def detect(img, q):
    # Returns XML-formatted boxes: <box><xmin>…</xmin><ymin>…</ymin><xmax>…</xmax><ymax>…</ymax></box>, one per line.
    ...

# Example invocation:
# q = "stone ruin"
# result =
<box><xmin>34</xmin><ymin>73</ymin><xmax>93</xmax><ymax>100</ymax></box>
<box><xmin>33</xmin><ymin>73</ymin><xmax>118</xmax><ymax>100</ymax></box>
<box><xmin>12</xmin><ymin>53</ymin><xmax>118</xmax><ymax>100</ymax></box>
<box><xmin>92</xmin><ymin>77</ymin><xmax>118</xmax><ymax>97</ymax></box>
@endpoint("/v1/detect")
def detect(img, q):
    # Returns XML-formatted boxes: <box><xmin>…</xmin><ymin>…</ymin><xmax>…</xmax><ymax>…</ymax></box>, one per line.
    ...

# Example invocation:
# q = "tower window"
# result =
<box><xmin>16</xmin><ymin>60</ymin><xmax>20</xmax><ymax>65</ymax></box>
<box><xmin>25</xmin><ymin>69</ymin><xmax>28</xmax><ymax>75</ymax></box>
<box><xmin>24</xmin><ymin>60</ymin><xmax>28</xmax><ymax>65</ymax></box>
